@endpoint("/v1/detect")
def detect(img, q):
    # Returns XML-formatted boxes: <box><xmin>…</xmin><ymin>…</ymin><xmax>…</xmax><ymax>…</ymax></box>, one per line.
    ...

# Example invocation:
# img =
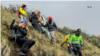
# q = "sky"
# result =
<box><xmin>1</xmin><ymin>1</ymin><xmax>100</xmax><ymax>36</ymax></box>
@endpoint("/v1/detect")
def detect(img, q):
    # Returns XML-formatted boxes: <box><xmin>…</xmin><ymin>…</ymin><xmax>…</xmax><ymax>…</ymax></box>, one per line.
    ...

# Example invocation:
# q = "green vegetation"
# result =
<box><xmin>1</xmin><ymin>6</ymin><xmax>100</xmax><ymax>56</ymax></box>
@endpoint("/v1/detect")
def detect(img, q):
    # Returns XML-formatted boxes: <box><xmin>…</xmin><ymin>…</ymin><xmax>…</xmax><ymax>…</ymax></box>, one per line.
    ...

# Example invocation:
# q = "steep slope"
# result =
<box><xmin>1</xmin><ymin>8</ymin><xmax>100</xmax><ymax>56</ymax></box>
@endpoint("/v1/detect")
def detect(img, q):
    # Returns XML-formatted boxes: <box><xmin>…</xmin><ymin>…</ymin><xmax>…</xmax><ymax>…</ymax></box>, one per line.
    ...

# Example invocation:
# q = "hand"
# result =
<box><xmin>71</xmin><ymin>47</ymin><xmax>73</xmax><ymax>50</ymax></box>
<box><xmin>81</xmin><ymin>47</ymin><xmax>83</xmax><ymax>50</ymax></box>
<box><xmin>61</xmin><ymin>44</ymin><xmax>63</xmax><ymax>47</ymax></box>
<box><xmin>24</xmin><ymin>15</ymin><xmax>26</xmax><ymax>17</ymax></box>
<box><xmin>13</xmin><ymin>19</ymin><xmax>15</xmax><ymax>22</ymax></box>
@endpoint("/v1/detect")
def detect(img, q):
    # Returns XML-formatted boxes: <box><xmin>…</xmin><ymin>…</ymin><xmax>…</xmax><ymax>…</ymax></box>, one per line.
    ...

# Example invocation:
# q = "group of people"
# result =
<box><xmin>10</xmin><ymin>4</ymin><xmax>58</xmax><ymax>55</ymax></box>
<box><xmin>61</xmin><ymin>29</ymin><xmax>83</xmax><ymax>56</ymax></box>
<box><xmin>10</xmin><ymin>4</ymin><xmax>83</xmax><ymax>56</ymax></box>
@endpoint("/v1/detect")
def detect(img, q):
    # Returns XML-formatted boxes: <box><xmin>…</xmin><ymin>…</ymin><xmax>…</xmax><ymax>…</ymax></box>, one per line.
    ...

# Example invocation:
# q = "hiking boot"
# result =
<box><xmin>18</xmin><ymin>51</ymin><xmax>25</xmax><ymax>55</ymax></box>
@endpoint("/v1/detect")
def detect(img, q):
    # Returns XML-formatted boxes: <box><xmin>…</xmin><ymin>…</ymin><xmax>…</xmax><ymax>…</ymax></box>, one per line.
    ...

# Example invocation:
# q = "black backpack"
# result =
<box><xmin>12</xmin><ymin>29</ymin><xmax>22</xmax><ymax>42</ymax></box>
<box><xmin>29</xmin><ymin>14</ymin><xmax>32</xmax><ymax>22</ymax></box>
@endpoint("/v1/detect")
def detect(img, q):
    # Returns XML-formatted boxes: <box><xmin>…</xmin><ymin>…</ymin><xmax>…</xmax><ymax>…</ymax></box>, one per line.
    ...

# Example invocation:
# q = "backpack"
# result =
<box><xmin>12</xmin><ymin>29</ymin><xmax>22</xmax><ymax>42</ymax></box>
<box><xmin>47</xmin><ymin>21</ymin><xmax>54</xmax><ymax>25</ymax></box>
<box><xmin>17</xmin><ymin>9</ymin><xmax>20</xmax><ymax>16</ymax></box>
<box><xmin>29</xmin><ymin>15</ymin><xmax>32</xmax><ymax>22</ymax></box>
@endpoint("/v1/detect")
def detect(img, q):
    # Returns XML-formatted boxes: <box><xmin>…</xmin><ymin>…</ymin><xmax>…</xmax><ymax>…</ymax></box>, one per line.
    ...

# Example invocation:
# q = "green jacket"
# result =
<box><xmin>69</xmin><ymin>34</ymin><xmax>83</xmax><ymax>47</ymax></box>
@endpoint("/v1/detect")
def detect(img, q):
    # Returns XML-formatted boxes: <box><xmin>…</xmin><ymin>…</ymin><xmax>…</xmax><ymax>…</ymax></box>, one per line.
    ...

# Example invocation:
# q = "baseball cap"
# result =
<box><xmin>76</xmin><ymin>29</ymin><xmax>81</xmax><ymax>33</ymax></box>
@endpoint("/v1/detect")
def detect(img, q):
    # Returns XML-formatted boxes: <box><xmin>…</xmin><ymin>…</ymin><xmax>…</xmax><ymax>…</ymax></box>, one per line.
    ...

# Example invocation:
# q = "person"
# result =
<box><xmin>42</xmin><ymin>16</ymin><xmax>58</xmax><ymax>42</ymax></box>
<box><xmin>61</xmin><ymin>32</ymin><xmax>72</xmax><ymax>54</ymax></box>
<box><xmin>29</xmin><ymin>10</ymin><xmax>40</xmax><ymax>31</ymax></box>
<box><xmin>69</xmin><ymin>29</ymin><xmax>83</xmax><ymax>56</ymax></box>
<box><xmin>18</xmin><ymin>4</ymin><xmax>27</xmax><ymax>21</ymax></box>
<box><xmin>38</xmin><ymin>23</ymin><xmax>47</xmax><ymax>37</ymax></box>
<box><xmin>10</xmin><ymin>19</ymin><xmax>35</xmax><ymax>55</ymax></box>
<box><xmin>38</xmin><ymin>12</ymin><xmax>46</xmax><ymax>25</ymax></box>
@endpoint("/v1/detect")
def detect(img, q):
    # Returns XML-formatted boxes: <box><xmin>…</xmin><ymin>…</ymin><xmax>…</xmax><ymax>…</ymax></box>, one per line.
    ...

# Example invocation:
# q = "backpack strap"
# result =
<box><xmin>12</xmin><ymin>29</ymin><xmax>22</xmax><ymax>42</ymax></box>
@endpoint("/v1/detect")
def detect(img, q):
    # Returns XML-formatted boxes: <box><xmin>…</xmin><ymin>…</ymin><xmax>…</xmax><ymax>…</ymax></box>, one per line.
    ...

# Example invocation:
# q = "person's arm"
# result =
<box><xmin>19</xmin><ymin>28</ymin><xmax>27</xmax><ymax>36</ymax></box>
<box><xmin>53</xmin><ymin>22</ymin><xmax>58</xmax><ymax>30</ymax></box>
<box><xmin>42</xmin><ymin>22</ymin><xmax>48</xmax><ymax>27</ymax></box>
<box><xmin>61</xmin><ymin>35</ymin><xmax>68</xmax><ymax>45</ymax></box>
<box><xmin>80</xmin><ymin>36</ymin><xmax>83</xmax><ymax>47</ymax></box>
<box><xmin>10</xmin><ymin>19</ymin><xmax>18</xmax><ymax>30</ymax></box>
<box><xmin>42</xmin><ymin>17</ymin><xmax>46</xmax><ymax>24</ymax></box>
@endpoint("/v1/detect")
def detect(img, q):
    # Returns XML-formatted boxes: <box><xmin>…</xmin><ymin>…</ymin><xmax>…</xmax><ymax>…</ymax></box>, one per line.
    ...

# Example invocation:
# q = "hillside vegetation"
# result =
<box><xmin>1</xmin><ymin>7</ymin><xmax>100</xmax><ymax>56</ymax></box>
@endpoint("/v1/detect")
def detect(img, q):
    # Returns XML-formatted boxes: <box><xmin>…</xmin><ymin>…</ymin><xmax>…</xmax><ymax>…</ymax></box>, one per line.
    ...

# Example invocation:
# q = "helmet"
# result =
<box><xmin>22</xmin><ymin>4</ymin><xmax>26</xmax><ymax>7</ymax></box>
<box><xmin>66</xmin><ymin>31</ymin><xmax>70</xmax><ymax>34</ymax></box>
<box><xmin>49</xmin><ymin>16</ymin><xmax>52</xmax><ymax>21</ymax></box>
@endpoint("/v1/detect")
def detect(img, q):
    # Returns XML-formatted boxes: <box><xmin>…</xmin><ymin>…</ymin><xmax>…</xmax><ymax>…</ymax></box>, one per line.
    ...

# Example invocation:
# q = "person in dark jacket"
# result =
<box><xmin>10</xmin><ymin>19</ymin><xmax>35</xmax><ymax>55</ymax></box>
<box><xmin>29</xmin><ymin>10</ymin><xmax>40</xmax><ymax>31</ymax></box>
<box><xmin>42</xmin><ymin>16</ymin><xmax>58</xmax><ymax>42</ymax></box>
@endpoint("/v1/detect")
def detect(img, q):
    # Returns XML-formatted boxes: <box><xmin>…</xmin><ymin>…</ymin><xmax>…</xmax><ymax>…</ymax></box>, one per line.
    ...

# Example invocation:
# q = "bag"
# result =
<box><xmin>29</xmin><ymin>13</ymin><xmax>33</xmax><ymax>22</ymax></box>
<box><xmin>12</xmin><ymin>30</ymin><xmax>22</xmax><ymax>42</ymax></box>
<box><xmin>17</xmin><ymin>9</ymin><xmax>20</xmax><ymax>16</ymax></box>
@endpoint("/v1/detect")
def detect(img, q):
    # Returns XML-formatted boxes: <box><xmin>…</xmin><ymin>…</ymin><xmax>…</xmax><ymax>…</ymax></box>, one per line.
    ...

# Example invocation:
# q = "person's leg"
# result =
<box><xmin>68</xmin><ymin>47</ymin><xmax>72</xmax><ymax>54</ymax></box>
<box><xmin>48</xmin><ymin>31</ymin><xmax>51</xmax><ymax>40</ymax></box>
<box><xmin>20</xmin><ymin>15</ymin><xmax>24</xmax><ymax>21</ymax></box>
<box><xmin>28</xmin><ymin>40</ymin><xmax>35</xmax><ymax>49</ymax></box>
<box><xmin>18</xmin><ymin>38</ymin><xmax>34</xmax><ymax>54</ymax></box>
<box><xmin>73</xmin><ymin>47</ymin><xmax>78</xmax><ymax>55</ymax></box>
<box><xmin>77</xmin><ymin>47</ymin><xmax>82</xmax><ymax>56</ymax></box>
<box><xmin>44</xmin><ymin>31</ymin><xmax>47</xmax><ymax>37</ymax></box>
<box><xmin>51</xmin><ymin>31</ymin><xmax>56</xmax><ymax>42</ymax></box>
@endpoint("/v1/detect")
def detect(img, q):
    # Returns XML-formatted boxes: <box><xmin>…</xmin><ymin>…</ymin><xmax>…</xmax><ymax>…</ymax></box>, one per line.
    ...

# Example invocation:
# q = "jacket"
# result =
<box><xmin>69</xmin><ymin>34</ymin><xmax>83</xmax><ymax>47</ymax></box>
<box><xmin>10</xmin><ymin>20</ymin><xmax>27</xmax><ymax>38</ymax></box>
<box><xmin>31</xmin><ymin>12</ymin><xmax>39</xmax><ymax>22</ymax></box>
<box><xmin>19</xmin><ymin>7</ymin><xmax>27</xmax><ymax>17</ymax></box>
<box><xmin>61</xmin><ymin>34</ymin><xmax>70</xmax><ymax>47</ymax></box>
<box><xmin>43</xmin><ymin>21</ymin><xmax>57</xmax><ymax>31</ymax></box>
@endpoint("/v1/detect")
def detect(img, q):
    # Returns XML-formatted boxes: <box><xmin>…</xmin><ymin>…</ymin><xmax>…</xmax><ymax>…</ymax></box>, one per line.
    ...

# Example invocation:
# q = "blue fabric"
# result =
<box><xmin>22</xmin><ymin>19</ymin><xmax>27</xmax><ymax>24</ymax></box>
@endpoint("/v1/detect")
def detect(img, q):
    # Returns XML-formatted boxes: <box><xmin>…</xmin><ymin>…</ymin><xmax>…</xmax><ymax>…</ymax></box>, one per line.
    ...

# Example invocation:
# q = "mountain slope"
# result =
<box><xmin>1</xmin><ymin>8</ymin><xmax>100</xmax><ymax>56</ymax></box>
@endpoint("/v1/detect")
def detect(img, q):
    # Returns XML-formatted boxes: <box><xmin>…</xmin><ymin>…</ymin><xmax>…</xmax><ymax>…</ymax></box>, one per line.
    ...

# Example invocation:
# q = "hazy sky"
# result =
<box><xmin>1</xmin><ymin>1</ymin><xmax>100</xmax><ymax>36</ymax></box>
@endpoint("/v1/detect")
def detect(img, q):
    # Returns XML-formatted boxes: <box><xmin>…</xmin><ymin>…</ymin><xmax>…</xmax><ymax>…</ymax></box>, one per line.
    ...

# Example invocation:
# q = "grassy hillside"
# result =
<box><xmin>1</xmin><ymin>8</ymin><xmax>100</xmax><ymax>56</ymax></box>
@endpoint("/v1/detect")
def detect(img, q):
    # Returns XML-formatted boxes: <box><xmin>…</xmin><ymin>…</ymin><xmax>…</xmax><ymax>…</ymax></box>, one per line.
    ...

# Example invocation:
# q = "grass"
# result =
<box><xmin>1</xmin><ymin>7</ymin><xmax>100</xmax><ymax>56</ymax></box>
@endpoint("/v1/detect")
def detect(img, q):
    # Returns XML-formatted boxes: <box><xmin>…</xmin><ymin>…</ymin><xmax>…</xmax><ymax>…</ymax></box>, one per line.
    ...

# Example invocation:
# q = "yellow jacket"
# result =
<box><xmin>61</xmin><ymin>34</ymin><xmax>70</xmax><ymax>47</ymax></box>
<box><xmin>19</xmin><ymin>7</ymin><xmax>27</xmax><ymax>17</ymax></box>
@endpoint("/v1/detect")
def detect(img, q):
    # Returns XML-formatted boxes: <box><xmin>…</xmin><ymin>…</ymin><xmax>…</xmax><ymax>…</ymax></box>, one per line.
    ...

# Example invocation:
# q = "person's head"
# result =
<box><xmin>22</xmin><ymin>4</ymin><xmax>26</xmax><ymax>9</ymax></box>
<box><xmin>66</xmin><ymin>31</ymin><xmax>70</xmax><ymax>35</ymax></box>
<box><xmin>48</xmin><ymin>16</ymin><xmax>52</xmax><ymax>22</ymax></box>
<box><xmin>76</xmin><ymin>29</ymin><xmax>81</xmax><ymax>36</ymax></box>
<box><xmin>20</xmin><ymin>19</ymin><xmax>28</xmax><ymax>28</ymax></box>
<box><xmin>37</xmin><ymin>11</ymin><xmax>41</xmax><ymax>17</ymax></box>
<box><xmin>35</xmin><ymin>10</ymin><xmax>40</xmax><ymax>15</ymax></box>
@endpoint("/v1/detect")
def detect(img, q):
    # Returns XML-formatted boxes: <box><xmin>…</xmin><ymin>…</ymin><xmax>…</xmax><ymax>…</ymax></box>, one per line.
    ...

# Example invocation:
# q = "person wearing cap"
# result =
<box><xmin>61</xmin><ymin>31</ymin><xmax>73</xmax><ymax>54</ymax></box>
<box><xmin>19</xmin><ymin>4</ymin><xmax>27</xmax><ymax>21</ymax></box>
<box><xmin>29</xmin><ymin>10</ymin><xmax>40</xmax><ymax>31</ymax></box>
<box><xmin>69</xmin><ymin>29</ymin><xmax>83</xmax><ymax>56</ymax></box>
<box><xmin>10</xmin><ymin>19</ymin><xmax>35</xmax><ymax>55</ymax></box>
<box><xmin>42</xmin><ymin>16</ymin><xmax>58</xmax><ymax>42</ymax></box>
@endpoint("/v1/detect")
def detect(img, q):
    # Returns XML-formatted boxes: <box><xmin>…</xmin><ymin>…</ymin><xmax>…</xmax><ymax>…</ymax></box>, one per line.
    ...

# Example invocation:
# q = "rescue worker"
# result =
<box><xmin>69</xmin><ymin>29</ymin><xmax>83</xmax><ymax>56</ymax></box>
<box><xmin>61</xmin><ymin>32</ymin><xmax>72</xmax><ymax>54</ymax></box>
